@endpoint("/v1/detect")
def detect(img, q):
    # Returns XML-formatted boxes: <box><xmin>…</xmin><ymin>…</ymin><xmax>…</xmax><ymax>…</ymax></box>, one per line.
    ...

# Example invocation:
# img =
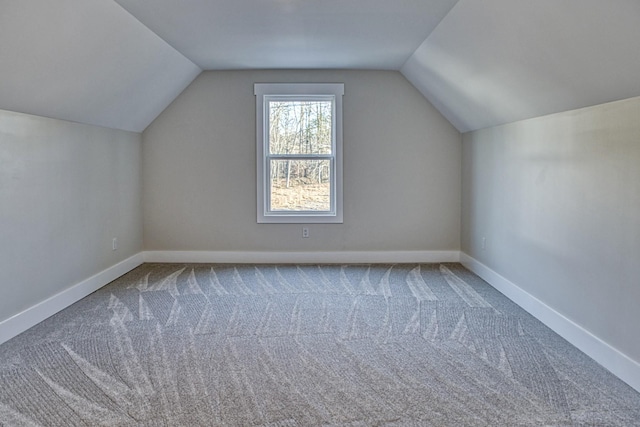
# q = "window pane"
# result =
<box><xmin>269</xmin><ymin>101</ymin><xmax>332</xmax><ymax>155</ymax></box>
<box><xmin>270</xmin><ymin>159</ymin><xmax>331</xmax><ymax>212</ymax></box>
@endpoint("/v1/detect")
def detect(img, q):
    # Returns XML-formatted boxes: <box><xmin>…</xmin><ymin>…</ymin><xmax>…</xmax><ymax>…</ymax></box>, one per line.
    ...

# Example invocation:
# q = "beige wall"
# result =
<box><xmin>0</xmin><ymin>109</ymin><xmax>142</xmax><ymax>323</ymax></box>
<box><xmin>143</xmin><ymin>70</ymin><xmax>461</xmax><ymax>252</ymax></box>
<box><xmin>462</xmin><ymin>96</ymin><xmax>640</xmax><ymax>363</ymax></box>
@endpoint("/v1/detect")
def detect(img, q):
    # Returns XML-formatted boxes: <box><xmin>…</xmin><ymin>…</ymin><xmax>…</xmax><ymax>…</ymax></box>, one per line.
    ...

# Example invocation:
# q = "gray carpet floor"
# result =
<box><xmin>1</xmin><ymin>263</ymin><xmax>639</xmax><ymax>426</ymax></box>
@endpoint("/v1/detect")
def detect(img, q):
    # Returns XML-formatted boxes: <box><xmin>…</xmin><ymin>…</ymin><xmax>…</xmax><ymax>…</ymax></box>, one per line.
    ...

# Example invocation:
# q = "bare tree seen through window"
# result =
<box><xmin>268</xmin><ymin>100</ymin><xmax>332</xmax><ymax>211</ymax></box>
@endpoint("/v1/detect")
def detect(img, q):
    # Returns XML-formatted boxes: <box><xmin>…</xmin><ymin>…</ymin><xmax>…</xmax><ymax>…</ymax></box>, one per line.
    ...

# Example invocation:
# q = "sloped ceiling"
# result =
<box><xmin>2</xmin><ymin>0</ymin><xmax>640</xmax><ymax>133</ymax></box>
<box><xmin>0</xmin><ymin>0</ymin><xmax>201</xmax><ymax>132</ymax></box>
<box><xmin>402</xmin><ymin>0</ymin><xmax>640</xmax><ymax>132</ymax></box>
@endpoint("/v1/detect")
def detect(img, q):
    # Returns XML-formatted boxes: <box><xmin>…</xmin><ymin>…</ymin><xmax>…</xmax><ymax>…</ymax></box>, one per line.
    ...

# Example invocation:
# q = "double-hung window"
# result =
<box><xmin>255</xmin><ymin>83</ymin><xmax>344</xmax><ymax>223</ymax></box>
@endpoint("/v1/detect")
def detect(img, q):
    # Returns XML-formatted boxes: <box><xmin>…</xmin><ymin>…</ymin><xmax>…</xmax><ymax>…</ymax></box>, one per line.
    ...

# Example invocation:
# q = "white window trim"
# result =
<box><xmin>255</xmin><ymin>83</ymin><xmax>344</xmax><ymax>224</ymax></box>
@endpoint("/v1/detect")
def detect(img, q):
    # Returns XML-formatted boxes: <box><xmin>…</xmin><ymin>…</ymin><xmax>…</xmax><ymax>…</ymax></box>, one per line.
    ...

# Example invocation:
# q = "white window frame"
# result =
<box><xmin>255</xmin><ymin>83</ymin><xmax>344</xmax><ymax>224</ymax></box>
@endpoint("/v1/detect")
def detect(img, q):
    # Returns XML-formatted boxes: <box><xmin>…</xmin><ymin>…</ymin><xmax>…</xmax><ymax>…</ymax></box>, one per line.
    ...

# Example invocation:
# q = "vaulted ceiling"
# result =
<box><xmin>2</xmin><ymin>0</ymin><xmax>640</xmax><ymax>133</ymax></box>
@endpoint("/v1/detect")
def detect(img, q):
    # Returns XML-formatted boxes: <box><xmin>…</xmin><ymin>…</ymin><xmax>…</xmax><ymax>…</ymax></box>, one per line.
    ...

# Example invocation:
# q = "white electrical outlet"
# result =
<box><xmin>302</xmin><ymin>227</ymin><xmax>310</xmax><ymax>238</ymax></box>
<box><xmin>481</xmin><ymin>237</ymin><xmax>486</xmax><ymax>250</ymax></box>
<box><xmin>112</xmin><ymin>238</ymin><xmax>118</xmax><ymax>251</ymax></box>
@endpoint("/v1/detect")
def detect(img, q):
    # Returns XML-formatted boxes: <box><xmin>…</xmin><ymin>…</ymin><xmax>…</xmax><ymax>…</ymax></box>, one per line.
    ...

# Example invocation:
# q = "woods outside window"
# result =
<box><xmin>255</xmin><ymin>83</ymin><xmax>344</xmax><ymax>223</ymax></box>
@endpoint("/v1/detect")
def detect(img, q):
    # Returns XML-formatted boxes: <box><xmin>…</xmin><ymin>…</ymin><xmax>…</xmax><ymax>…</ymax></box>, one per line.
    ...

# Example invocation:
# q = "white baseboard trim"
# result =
<box><xmin>0</xmin><ymin>253</ymin><xmax>144</xmax><ymax>346</ymax></box>
<box><xmin>460</xmin><ymin>252</ymin><xmax>640</xmax><ymax>393</ymax></box>
<box><xmin>143</xmin><ymin>250</ymin><xmax>461</xmax><ymax>264</ymax></box>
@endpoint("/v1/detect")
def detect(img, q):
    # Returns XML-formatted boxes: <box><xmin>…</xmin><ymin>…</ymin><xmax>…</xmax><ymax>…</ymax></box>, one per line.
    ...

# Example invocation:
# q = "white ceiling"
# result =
<box><xmin>402</xmin><ymin>0</ymin><xmax>640</xmax><ymax>132</ymax></box>
<box><xmin>112</xmin><ymin>0</ymin><xmax>459</xmax><ymax>70</ymax></box>
<box><xmin>1</xmin><ymin>0</ymin><xmax>640</xmax><ymax>133</ymax></box>
<box><xmin>0</xmin><ymin>0</ymin><xmax>200</xmax><ymax>132</ymax></box>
